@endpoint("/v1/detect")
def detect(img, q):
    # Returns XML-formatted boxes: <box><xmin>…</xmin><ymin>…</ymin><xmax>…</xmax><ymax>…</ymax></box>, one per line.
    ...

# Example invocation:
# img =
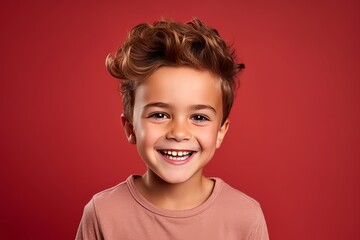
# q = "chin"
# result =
<box><xmin>156</xmin><ymin>171</ymin><xmax>200</xmax><ymax>185</ymax></box>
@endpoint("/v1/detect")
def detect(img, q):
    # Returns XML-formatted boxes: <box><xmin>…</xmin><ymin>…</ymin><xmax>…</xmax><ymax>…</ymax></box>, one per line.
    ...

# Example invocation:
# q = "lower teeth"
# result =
<box><xmin>168</xmin><ymin>155</ymin><xmax>188</xmax><ymax>161</ymax></box>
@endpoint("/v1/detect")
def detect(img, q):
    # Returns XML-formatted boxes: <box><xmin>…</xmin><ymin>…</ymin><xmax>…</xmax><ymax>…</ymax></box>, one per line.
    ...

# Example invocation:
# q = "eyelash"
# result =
<box><xmin>191</xmin><ymin>114</ymin><xmax>210</xmax><ymax>122</ymax></box>
<box><xmin>148</xmin><ymin>112</ymin><xmax>169</xmax><ymax>120</ymax></box>
<box><xmin>147</xmin><ymin>113</ymin><xmax>210</xmax><ymax>122</ymax></box>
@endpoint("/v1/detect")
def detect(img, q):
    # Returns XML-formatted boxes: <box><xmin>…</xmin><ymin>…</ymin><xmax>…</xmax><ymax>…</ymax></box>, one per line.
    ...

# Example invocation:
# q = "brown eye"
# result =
<box><xmin>191</xmin><ymin>115</ymin><xmax>209</xmax><ymax>122</ymax></box>
<box><xmin>148</xmin><ymin>112</ymin><xmax>169</xmax><ymax>120</ymax></box>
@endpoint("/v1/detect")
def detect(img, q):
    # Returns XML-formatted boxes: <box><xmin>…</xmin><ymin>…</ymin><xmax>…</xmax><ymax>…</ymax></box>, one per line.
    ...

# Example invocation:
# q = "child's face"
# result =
<box><xmin>124</xmin><ymin>66</ymin><xmax>229</xmax><ymax>184</ymax></box>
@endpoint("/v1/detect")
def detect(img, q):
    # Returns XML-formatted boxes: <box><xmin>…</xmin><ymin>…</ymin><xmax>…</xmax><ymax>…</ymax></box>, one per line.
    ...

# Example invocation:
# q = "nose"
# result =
<box><xmin>165</xmin><ymin>119</ymin><xmax>191</xmax><ymax>141</ymax></box>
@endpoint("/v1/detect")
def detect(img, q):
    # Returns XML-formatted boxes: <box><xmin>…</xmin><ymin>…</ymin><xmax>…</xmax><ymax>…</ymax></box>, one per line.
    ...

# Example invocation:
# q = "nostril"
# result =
<box><xmin>165</xmin><ymin>122</ymin><xmax>191</xmax><ymax>141</ymax></box>
<box><xmin>165</xmin><ymin>131</ymin><xmax>191</xmax><ymax>141</ymax></box>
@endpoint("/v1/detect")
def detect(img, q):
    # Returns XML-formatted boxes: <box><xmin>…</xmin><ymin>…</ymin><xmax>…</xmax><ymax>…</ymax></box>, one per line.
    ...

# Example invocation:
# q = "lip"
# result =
<box><xmin>157</xmin><ymin>150</ymin><xmax>195</xmax><ymax>166</ymax></box>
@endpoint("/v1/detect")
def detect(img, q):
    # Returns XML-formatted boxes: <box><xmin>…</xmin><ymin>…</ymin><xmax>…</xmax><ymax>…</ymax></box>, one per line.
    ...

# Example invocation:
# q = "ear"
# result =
<box><xmin>216</xmin><ymin>119</ymin><xmax>229</xmax><ymax>148</ymax></box>
<box><xmin>121</xmin><ymin>114</ymin><xmax>136</xmax><ymax>144</ymax></box>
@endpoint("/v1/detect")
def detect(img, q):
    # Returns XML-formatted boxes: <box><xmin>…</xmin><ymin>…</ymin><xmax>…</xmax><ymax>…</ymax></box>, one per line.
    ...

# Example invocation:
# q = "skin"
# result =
<box><xmin>122</xmin><ymin>66</ymin><xmax>229</xmax><ymax>210</ymax></box>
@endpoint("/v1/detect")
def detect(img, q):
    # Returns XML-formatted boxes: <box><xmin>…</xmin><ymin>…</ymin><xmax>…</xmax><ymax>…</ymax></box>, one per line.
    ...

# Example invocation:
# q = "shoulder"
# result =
<box><xmin>76</xmin><ymin>177</ymin><xmax>134</xmax><ymax>239</ymax></box>
<box><xmin>213</xmin><ymin>178</ymin><xmax>266</xmax><ymax>225</ymax></box>
<box><xmin>212</xmin><ymin>178</ymin><xmax>269</xmax><ymax>239</ymax></box>
<box><xmin>216</xmin><ymin>178</ymin><xmax>262</xmax><ymax>210</ymax></box>
<box><xmin>78</xmin><ymin>175</ymin><xmax>136</xmax><ymax>219</ymax></box>
<box><xmin>92</xmin><ymin>179</ymin><xmax>129</xmax><ymax>205</ymax></box>
<box><xmin>87</xmin><ymin>176</ymin><xmax>139</xmax><ymax>215</ymax></box>
<box><xmin>79</xmin><ymin>176</ymin><xmax>139</xmax><ymax>227</ymax></box>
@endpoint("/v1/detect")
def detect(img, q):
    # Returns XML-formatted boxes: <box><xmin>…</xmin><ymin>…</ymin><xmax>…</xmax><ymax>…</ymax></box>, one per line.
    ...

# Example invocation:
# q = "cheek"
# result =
<box><xmin>196</xmin><ymin>126</ymin><xmax>220</xmax><ymax>148</ymax></box>
<box><xmin>134</xmin><ymin>123</ymin><xmax>157</xmax><ymax>158</ymax></box>
<box><xmin>135</xmin><ymin>122</ymin><xmax>162</xmax><ymax>144</ymax></box>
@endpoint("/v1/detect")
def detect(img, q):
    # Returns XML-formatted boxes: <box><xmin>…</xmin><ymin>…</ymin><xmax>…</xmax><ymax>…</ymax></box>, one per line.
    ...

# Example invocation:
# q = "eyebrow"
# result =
<box><xmin>143</xmin><ymin>102</ymin><xmax>171</xmax><ymax>109</ymax></box>
<box><xmin>144</xmin><ymin>102</ymin><xmax>217</xmax><ymax>114</ymax></box>
<box><xmin>190</xmin><ymin>104</ymin><xmax>217</xmax><ymax>114</ymax></box>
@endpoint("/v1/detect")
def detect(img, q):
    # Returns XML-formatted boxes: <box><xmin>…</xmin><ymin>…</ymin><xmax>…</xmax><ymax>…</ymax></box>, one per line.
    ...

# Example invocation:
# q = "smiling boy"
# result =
<box><xmin>76</xmin><ymin>18</ymin><xmax>269</xmax><ymax>239</ymax></box>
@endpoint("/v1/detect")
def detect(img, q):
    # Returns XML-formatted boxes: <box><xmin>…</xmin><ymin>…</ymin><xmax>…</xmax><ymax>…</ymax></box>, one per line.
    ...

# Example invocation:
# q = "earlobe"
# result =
<box><xmin>121</xmin><ymin>114</ymin><xmax>136</xmax><ymax>144</ymax></box>
<box><xmin>128</xmin><ymin>134</ymin><xmax>136</xmax><ymax>144</ymax></box>
<box><xmin>216</xmin><ymin>120</ymin><xmax>229</xmax><ymax>148</ymax></box>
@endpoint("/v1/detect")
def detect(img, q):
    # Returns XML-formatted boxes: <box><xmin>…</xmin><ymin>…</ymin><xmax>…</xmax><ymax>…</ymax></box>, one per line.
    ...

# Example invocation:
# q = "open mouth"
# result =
<box><xmin>158</xmin><ymin>150</ymin><xmax>194</xmax><ymax>161</ymax></box>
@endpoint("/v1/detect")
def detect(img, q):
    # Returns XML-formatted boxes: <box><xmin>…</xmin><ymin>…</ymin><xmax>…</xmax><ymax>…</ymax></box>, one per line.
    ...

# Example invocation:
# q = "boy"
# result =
<box><xmin>76</xmin><ymin>18</ymin><xmax>269</xmax><ymax>239</ymax></box>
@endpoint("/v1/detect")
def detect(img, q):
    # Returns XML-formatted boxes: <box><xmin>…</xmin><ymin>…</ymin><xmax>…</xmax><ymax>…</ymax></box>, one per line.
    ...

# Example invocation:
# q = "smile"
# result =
<box><xmin>158</xmin><ymin>150</ymin><xmax>194</xmax><ymax>161</ymax></box>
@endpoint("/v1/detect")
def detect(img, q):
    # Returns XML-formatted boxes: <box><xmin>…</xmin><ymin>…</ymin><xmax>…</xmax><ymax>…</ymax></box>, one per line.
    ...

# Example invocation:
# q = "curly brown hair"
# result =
<box><xmin>106</xmin><ymin>18</ymin><xmax>244</xmax><ymax>125</ymax></box>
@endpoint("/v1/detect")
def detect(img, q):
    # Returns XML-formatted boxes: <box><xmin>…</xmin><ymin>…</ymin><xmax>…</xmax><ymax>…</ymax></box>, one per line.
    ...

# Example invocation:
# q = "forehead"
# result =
<box><xmin>135</xmin><ymin>66</ymin><xmax>222</xmax><ymax>108</ymax></box>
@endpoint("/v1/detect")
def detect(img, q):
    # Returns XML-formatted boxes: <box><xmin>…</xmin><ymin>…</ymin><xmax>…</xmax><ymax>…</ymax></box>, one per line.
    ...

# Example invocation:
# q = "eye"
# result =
<box><xmin>148</xmin><ymin>112</ymin><xmax>170</xmax><ymax>120</ymax></box>
<box><xmin>191</xmin><ymin>114</ymin><xmax>210</xmax><ymax>122</ymax></box>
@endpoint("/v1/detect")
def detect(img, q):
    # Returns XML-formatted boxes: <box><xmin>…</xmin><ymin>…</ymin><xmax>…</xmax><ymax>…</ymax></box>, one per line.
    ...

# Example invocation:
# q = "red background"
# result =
<box><xmin>1</xmin><ymin>0</ymin><xmax>359</xmax><ymax>239</ymax></box>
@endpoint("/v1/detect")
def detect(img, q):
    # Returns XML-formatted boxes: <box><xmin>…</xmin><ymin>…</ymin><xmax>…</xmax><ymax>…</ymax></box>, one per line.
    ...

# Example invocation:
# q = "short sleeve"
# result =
<box><xmin>248</xmin><ymin>207</ymin><xmax>269</xmax><ymax>240</ymax></box>
<box><xmin>75</xmin><ymin>198</ymin><xmax>104</xmax><ymax>240</ymax></box>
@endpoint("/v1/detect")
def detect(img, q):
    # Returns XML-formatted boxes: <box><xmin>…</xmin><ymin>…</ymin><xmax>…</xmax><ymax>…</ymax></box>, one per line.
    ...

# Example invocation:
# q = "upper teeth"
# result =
<box><xmin>163</xmin><ymin>150</ymin><xmax>191</xmax><ymax>157</ymax></box>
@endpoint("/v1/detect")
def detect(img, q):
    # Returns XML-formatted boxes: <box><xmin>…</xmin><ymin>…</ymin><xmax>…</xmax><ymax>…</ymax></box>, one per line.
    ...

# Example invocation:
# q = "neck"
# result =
<box><xmin>134</xmin><ymin>170</ymin><xmax>214</xmax><ymax>210</ymax></box>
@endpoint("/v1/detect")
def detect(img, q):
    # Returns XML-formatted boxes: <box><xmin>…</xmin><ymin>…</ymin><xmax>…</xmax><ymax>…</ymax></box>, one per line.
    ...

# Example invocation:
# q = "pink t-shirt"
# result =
<box><xmin>76</xmin><ymin>175</ymin><xmax>269</xmax><ymax>240</ymax></box>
